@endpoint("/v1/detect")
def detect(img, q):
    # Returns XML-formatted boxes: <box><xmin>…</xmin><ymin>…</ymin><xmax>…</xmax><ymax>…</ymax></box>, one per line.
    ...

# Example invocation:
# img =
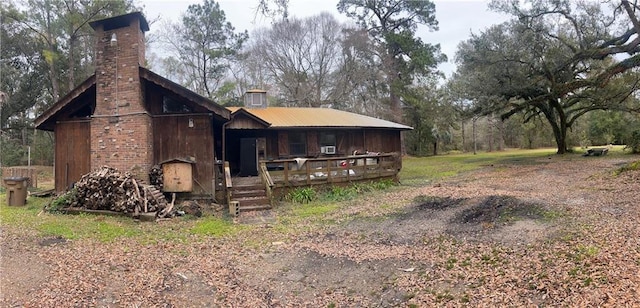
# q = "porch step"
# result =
<box><xmin>234</xmin><ymin>196</ymin><xmax>270</xmax><ymax>208</ymax></box>
<box><xmin>230</xmin><ymin>176</ymin><xmax>271</xmax><ymax>212</ymax></box>
<box><xmin>232</xmin><ymin>184</ymin><xmax>264</xmax><ymax>190</ymax></box>
<box><xmin>237</xmin><ymin>204</ymin><xmax>272</xmax><ymax>212</ymax></box>
<box><xmin>233</xmin><ymin>189</ymin><xmax>267</xmax><ymax>198</ymax></box>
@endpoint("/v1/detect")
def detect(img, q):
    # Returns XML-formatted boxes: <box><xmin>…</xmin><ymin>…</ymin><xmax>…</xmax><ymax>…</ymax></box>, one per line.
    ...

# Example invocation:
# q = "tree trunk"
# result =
<box><xmin>488</xmin><ymin>116</ymin><xmax>494</xmax><ymax>152</ymax></box>
<box><xmin>68</xmin><ymin>34</ymin><xmax>77</xmax><ymax>91</ymax></box>
<box><xmin>42</xmin><ymin>4</ymin><xmax>60</xmax><ymax>101</ymax></box>
<box><xmin>461</xmin><ymin>119</ymin><xmax>466</xmax><ymax>152</ymax></box>
<box><xmin>472</xmin><ymin>117</ymin><xmax>478</xmax><ymax>155</ymax></box>
<box><xmin>545</xmin><ymin>100</ymin><xmax>569</xmax><ymax>154</ymax></box>
<box><xmin>553</xmin><ymin>127</ymin><xmax>568</xmax><ymax>154</ymax></box>
<box><xmin>389</xmin><ymin>90</ymin><xmax>402</xmax><ymax>123</ymax></box>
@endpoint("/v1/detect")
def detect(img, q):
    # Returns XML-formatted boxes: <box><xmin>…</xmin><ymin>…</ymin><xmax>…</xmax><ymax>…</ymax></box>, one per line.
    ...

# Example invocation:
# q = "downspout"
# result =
<box><xmin>221</xmin><ymin>114</ymin><xmax>234</xmax><ymax>202</ymax></box>
<box><xmin>222</xmin><ymin>114</ymin><xmax>233</xmax><ymax>164</ymax></box>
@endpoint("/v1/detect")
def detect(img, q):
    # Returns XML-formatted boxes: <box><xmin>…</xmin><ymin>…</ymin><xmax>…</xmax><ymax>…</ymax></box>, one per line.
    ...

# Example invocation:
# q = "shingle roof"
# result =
<box><xmin>227</xmin><ymin>107</ymin><xmax>412</xmax><ymax>130</ymax></box>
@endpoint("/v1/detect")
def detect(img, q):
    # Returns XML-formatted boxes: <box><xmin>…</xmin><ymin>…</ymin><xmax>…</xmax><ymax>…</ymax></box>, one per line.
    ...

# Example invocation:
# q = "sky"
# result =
<box><xmin>139</xmin><ymin>0</ymin><xmax>511</xmax><ymax>78</ymax></box>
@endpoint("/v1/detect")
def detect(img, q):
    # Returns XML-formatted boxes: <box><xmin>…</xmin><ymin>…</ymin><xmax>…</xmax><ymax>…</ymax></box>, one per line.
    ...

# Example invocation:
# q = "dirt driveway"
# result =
<box><xmin>2</xmin><ymin>155</ymin><xmax>639</xmax><ymax>306</ymax></box>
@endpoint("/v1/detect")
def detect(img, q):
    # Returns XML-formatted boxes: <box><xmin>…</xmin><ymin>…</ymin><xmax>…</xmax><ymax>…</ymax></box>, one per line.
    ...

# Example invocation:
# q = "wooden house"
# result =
<box><xmin>34</xmin><ymin>12</ymin><xmax>412</xmax><ymax>211</ymax></box>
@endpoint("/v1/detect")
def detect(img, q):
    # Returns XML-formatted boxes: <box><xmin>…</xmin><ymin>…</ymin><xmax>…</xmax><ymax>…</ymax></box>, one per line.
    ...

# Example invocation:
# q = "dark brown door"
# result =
<box><xmin>239</xmin><ymin>138</ymin><xmax>258</xmax><ymax>176</ymax></box>
<box><xmin>55</xmin><ymin>121</ymin><xmax>90</xmax><ymax>191</ymax></box>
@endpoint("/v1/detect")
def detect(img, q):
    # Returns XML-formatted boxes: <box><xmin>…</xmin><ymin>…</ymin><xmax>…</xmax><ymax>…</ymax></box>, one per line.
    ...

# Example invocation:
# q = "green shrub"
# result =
<box><xmin>48</xmin><ymin>189</ymin><xmax>77</xmax><ymax>212</ymax></box>
<box><xmin>287</xmin><ymin>187</ymin><xmax>317</xmax><ymax>203</ymax></box>
<box><xmin>325</xmin><ymin>186</ymin><xmax>357</xmax><ymax>201</ymax></box>
<box><xmin>626</xmin><ymin>130</ymin><xmax>640</xmax><ymax>154</ymax></box>
<box><xmin>614</xmin><ymin>160</ymin><xmax>640</xmax><ymax>175</ymax></box>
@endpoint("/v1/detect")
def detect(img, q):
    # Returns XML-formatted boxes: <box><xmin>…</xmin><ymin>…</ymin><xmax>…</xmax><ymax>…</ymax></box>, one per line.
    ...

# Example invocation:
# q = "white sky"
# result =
<box><xmin>139</xmin><ymin>0</ymin><xmax>511</xmax><ymax>79</ymax></box>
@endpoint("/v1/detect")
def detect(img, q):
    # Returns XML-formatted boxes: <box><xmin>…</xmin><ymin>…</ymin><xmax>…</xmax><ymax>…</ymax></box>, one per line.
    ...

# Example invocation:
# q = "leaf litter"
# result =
<box><xmin>1</xmin><ymin>156</ymin><xmax>640</xmax><ymax>306</ymax></box>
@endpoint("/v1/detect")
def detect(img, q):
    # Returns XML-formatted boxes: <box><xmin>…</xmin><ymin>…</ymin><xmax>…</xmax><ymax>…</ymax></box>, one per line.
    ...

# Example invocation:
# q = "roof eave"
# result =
<box><xmin>139</xmin><ymin>67</ymin><xmax>230</xmax><ymax>120</ymax></box>
<box><xmin>229</xmin><ymin>108</ymin><xmax>272</xmax><ymax>127</ymax></box>
<box><xmin>35</xmin><ymin>75</ymin><xmax>96</xmax><ymax>130</ymax></box>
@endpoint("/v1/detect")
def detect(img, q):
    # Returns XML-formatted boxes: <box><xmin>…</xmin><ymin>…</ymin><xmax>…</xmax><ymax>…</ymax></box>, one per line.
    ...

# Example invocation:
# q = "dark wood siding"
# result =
<box><xmin>277</xmin><ymin>131</ymin><xmax>289</xmax><ymax>157</ymax></box>
<box><xmin>226</xmin><ymin>113</ymin><xmax>268</xmax><ymax>129</ymax></box>
<box><xmin>55</xmin><ymin>120</ymin><xmax>91</xmax><ymax>191</ymax></box>
<box><xmin>153</xmin><ymin>114</ymin><xmax>214</xmax><ymax>194</ymax></box>
<box><xmin>307</xmin><ymin>132</ymin><xmax>319</xmax><ymax>156</ymax></box>
<box><xmin>364</xmin><ymin>129</ymin><xmax>401</xmax><ymax>153</ymax></box>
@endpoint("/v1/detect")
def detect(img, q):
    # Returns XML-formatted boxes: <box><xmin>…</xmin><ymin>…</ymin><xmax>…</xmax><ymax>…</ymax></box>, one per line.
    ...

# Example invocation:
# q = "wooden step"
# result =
<box><xmin>232</xmin><ymin>184</ymin><xmax>264</xmax><ymax>190</ymax></box>
<box><xmin>234</xmin><ymin>196</ymin><xmax>270</xmax><ymax>208</ymax></box>
<box><xmin>233</xmin><ymin>189</ymin><xmax>267</xmax><ymax>198</ymax></box>
<box><xmin>238</xmin><ymin>204</ymin><xmax>272</xmax><ymax>212</ymax></box>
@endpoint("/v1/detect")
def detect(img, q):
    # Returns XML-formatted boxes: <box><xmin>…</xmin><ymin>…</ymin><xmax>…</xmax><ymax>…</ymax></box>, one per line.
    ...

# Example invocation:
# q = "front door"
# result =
<box><xmin>239</xmin><ymin>138</ymin><xmax>258</xmax><ymax>176</ymax></box>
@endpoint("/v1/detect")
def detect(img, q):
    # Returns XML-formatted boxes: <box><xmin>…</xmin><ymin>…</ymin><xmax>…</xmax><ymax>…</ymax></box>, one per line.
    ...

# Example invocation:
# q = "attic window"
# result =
<box><xmin>162</xmin><ymin>96</ymin><xmax>192</xmax><ymax>113</ymax></box>
<box><xmin>245</xmin><ymin>92</ymin><xmax>266</xmax><ymax>108</ymax></box>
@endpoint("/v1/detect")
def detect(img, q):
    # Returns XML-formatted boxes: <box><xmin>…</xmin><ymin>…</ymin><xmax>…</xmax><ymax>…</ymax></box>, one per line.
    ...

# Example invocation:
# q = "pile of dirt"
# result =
<box><xmin>453</xmin><ymin>195</ymin><xmax>546</xmax><ymax>224</ymax></box>
<box><xmin>415</xmin><ymin>195</ymin><xmax>466</xmax><ymax>210</ymax></box>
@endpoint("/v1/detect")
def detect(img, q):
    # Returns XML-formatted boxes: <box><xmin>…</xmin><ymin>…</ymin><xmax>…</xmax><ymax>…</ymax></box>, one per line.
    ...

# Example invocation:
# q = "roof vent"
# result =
<box><xmin>244</xmin><ymin>89</ymin><xmax>267</xmax><ymax>109</ymax></box>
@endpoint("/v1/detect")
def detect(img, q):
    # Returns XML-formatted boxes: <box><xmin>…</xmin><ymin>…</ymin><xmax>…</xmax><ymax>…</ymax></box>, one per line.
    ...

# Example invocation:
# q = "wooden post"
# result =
<box><xmin>284</xmin><ymin>161</ymin><xmax>289</xmax><ymax>186</ymax></box>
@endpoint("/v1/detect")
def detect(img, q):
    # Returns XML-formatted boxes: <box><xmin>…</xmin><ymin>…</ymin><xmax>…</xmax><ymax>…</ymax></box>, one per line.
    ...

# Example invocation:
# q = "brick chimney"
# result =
<box><xmin>89</xmin><ymin>12</ymin><xmax>152</xmax><ymax>181</ymax></box>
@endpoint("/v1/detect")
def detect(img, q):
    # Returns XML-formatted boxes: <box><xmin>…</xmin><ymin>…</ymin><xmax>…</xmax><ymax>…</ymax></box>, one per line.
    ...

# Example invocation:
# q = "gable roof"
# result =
<box><xmin>35</xmin><ymin>75</ymin><xmax>96</xmax><ymax>131</ymax></box>
<box><xmin>139</xmin><ymin>67</ymin><xmax>230</xmax><ymax>120</ymax></box>
<box><xmin>227</xmin><ymin>107</ymin><xmax>412</xmax><ymax>130</ymax></box>
<box><xmin>34</xmin><ymin>68</ymin><xmax>231</xmax><ymax>131</ymax></box>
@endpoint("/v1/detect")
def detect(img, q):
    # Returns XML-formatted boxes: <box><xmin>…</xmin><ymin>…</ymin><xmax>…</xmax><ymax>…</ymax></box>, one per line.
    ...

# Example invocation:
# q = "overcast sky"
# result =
<box><xmin>139</xmin><ymin>0</ymin><xmax>511</xmax><ymax>78</ymax></box>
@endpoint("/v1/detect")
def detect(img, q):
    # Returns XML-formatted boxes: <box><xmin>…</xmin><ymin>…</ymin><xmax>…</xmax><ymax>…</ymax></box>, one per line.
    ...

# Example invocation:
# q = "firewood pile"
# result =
<box><xmin>149</xmin><ymin>164</ymin><xmax>163</xmax><ymax>190</ymax></box>
<box><xmin>69</xmin><ymin>166</ymin><xmax>174</xmax><ymax>218</ymax></box>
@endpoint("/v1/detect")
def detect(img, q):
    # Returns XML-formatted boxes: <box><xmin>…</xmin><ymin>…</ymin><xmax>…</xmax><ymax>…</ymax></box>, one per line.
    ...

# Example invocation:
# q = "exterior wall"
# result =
<box><xmin>364</xmin><ymin>129</ymin><xmax>402</xmax><ymax>153</ymax></box>
<box><xmin>232</xmin><ymin>128</ymin><xmax>403</xmax><ymax>160</ymax></box>
<box><xmin>55</xmin><ymin>121</ymin><xmax>91</xmax><ymax>191</ymax></box>
<box><xmin>91</xmin><ymin>16</ymin><xmax>152</xmax><ymax>181</ymax></box>
<box><xmin>153</xmin><ymin>115</ymin><xmax>215</xmax><ymax>194</ymax></box>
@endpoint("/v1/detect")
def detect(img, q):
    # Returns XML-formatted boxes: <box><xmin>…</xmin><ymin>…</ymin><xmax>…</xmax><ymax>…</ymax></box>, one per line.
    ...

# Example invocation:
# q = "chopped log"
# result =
<box><xmin>68</xmin><ymin>166</ymin><xmax>168</xmax><ymax>217</ymax></box>
<box><xmin>158</xmin><ymin>192</ymin><xmax>176</xmax><ymax>218</ymax></box>
<box><xmin>149</xmin><ymin>164</ymin><xmax>163</xmax><ymax>190</ymax></box>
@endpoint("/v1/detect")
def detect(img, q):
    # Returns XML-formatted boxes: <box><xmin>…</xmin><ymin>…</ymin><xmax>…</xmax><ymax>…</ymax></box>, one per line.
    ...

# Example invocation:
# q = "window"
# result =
<box><xmin>289</xmin><ymin>132</ymin><xmax>306</xmax><ymax>156</ymax></box>
<box><xmin>319</xmin><ymin>132</ymin><xmax>336</xmax><ymax>147</ymax></box>
<box><xmin>245</xmin><ymin>92</ymin><xmax>266</xmax><ymax>107</ymax></box>
<box><xmin>163</xmin><ymin>96</ymin><xmax>192</xmax><ymax>113</ymax></box>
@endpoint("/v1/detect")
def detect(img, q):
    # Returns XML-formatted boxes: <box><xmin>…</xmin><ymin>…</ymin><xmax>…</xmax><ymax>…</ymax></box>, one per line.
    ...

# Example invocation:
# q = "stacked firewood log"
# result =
<box><xmin>70</xmin><ymin>166</ymin><xmax>173</xmax><ymax>217</ymax></box>
<box><xmin>149</xmin><ymin>164</ymin><xmax>163</xmax><ymax>191</ymax></box>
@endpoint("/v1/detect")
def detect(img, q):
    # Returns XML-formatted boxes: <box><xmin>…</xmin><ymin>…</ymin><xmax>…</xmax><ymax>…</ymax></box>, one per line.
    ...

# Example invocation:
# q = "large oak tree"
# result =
<box><xmin>454</xmin><ymin>0</ymin><xmax>640</xmax><ymax>154</ymax></box>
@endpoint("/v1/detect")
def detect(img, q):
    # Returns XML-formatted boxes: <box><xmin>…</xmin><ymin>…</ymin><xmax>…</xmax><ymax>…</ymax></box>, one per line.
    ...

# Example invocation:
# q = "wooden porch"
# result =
<box><xmin>223</xmin><ymin>153</ymin><xmax>401</xmax><ymax>214</ymax></box>
<box><xmin>263</xmin><ymin>153</ymin><xmax>401</xmax><ymax>187</ymax></box>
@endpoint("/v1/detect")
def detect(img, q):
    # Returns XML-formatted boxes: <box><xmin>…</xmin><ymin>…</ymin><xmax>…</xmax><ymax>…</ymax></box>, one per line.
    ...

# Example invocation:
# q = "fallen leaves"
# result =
<box><xmin>2</xmin><ymin>156</ymin><xmax>640</xmax><ymax>306</ymax></box>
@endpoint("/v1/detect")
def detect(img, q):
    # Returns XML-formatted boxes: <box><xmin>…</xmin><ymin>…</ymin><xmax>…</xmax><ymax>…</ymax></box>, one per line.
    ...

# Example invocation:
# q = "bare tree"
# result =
<box><xmin>248</xmin><ymin>13</ymin><xmax>344</xmax><ymax>107</ymax></box>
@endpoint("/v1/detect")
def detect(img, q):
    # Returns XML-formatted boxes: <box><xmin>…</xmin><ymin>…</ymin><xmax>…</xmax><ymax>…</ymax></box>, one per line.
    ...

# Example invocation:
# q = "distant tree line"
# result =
<box><xmin>2</xmin><ymin>0</ymin><xmax>640</xmax><ymax>167</ymax></box>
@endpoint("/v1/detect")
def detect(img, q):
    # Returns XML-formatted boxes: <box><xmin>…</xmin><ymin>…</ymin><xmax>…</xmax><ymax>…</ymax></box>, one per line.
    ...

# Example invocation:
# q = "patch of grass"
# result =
<box><xmin>324</xmin><ymin>186</ymin><xmax>357</xmax><ymax>201</ymax></box>
<box><xmin>570</xmin><ymin>244</ymin><xmax>600</xmax><ymax>262</ymax></box>
<box><xmin>292</xmin><ymin>203</ymin><xmax>338</xmax><ymax>218</ymax></box>
<box><xmin>190</xmin><ymin>217</ymin><xmax>239</xmax><ymax>237</ymax></box>
<box><xmin>446</xmin><ymin>257</ymin><xmax>458</xmax><ymax>270</ymax></box>
<box><xmin>38</xmin><ymin>222</ymin><xmax>76</xmax><ymax>239</ymax></box>
<box><xmin>613</xmin><ymin>160</ymin><xmax>640</xmax><ymax>175</ymax></box>
<box><xmin>287</xmin><ymin>187</ymin><xmax>317</xmax><ymax>203</ymax></box>
<box><xmin>400</xmin><ymin>148</ymin><xmax>556</xmax><ymax>185</ymax></box>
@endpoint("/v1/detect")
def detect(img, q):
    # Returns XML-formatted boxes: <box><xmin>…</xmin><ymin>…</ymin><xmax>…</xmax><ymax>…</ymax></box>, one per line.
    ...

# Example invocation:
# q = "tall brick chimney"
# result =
<box><xmin>89</xmin><ymin>12</ymin><xmax>152</xmax><ymax>181</ymax></box>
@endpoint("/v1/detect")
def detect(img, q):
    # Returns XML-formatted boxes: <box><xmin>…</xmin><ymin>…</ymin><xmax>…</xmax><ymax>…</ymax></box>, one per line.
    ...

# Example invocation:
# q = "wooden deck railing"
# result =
<box><xmin>262</xmin><ymin>153</ymin><xmax>400</xmax><ymax>187</ymax></box>
<box><xmin>224</xmin><ymin>161</ymin><xmax>233</xmax><ymax>204</ymax></box>
<box><xmin>259</xmin><ymin>162</ymin><xmax>274</xmax><ymax>201</ymax></box>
